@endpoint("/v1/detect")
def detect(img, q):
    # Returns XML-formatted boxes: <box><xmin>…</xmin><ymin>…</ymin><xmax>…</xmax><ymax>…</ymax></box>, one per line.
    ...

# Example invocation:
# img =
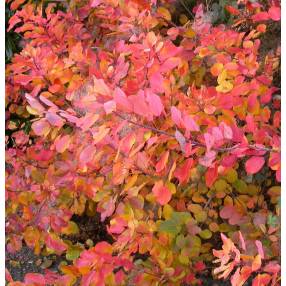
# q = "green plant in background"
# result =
<box><xmin>5</xmin><ymin>3</ymin><xmax>22</xmax><ymax>63</ymax></box>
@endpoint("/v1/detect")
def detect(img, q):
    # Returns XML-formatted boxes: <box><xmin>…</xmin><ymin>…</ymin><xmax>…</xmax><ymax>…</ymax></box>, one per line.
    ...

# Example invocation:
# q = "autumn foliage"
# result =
<box><xmin>5</xmin><ymin>0</ymin><xmax>281</xmax><ymax>285</ymax></box>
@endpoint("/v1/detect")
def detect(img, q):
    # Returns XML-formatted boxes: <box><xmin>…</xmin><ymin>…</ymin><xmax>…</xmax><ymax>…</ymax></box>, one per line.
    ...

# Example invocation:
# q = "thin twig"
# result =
<box><xmin>113</xmin><ymin>111</ymin><xmax>275</xmax><ymax>153</ymax></box>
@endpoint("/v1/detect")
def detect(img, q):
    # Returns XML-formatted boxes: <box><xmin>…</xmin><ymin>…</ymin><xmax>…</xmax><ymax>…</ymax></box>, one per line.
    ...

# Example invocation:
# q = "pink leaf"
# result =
<box><xmin>238</xmin><ymin>231</ymin><xmax>246</xmax><ymax>251</ymax></box>
<box><xmin>204</xmin><ymin>133</ymin><xmax>215</xmax><ymax>152</ymax></box>
<box><xmin>93</xmin><ymin>76</ymin><xmax>110</xmax><ymax>96</ymax></box>
<box><xmin>77</xmin><ymin>113</ymin><xmax>99</xmax><ymax>132</ymax></box>
<box><xmin>79</xmin><ymin>145</ymin><xmax>97</xmax><ymax>165</ymax></box>
<box><xmin>220</xmin><ymin>206</ymin><xmax>236</xmax><ymax>219</ymax></box>
<box><xmin>171</xmin><ymin>106</ymin><xmax>183</xmax><ymax>127</ymax></box>
<box><xmin>263</xmin><ymin>261</ymin><xmax>281</xmax><ymax>274</ymax></box>
<box><xmin>183</xmin><ymin>114</ymin><xmax>200</xmax><ymax>132</ymax></box>
<box><xmin>32</xmin><ymin>119</ymin><xmax>51</xmax><ymax>136</ymax></box>
<box><xmin>146</xmin><ymin>90</ymin><xmax>164</xmax><ymax>116</ymax></box>
<box><xmin>255</xmin><ymin>240</ymin><xmax>264</xmax><ymax>259</ymax></box>
<box><xmin>150</xmin><ymin>72</ymin><xmax>164</xmax><ymax>93</ymax></box>
<box><xmin>113</xmin><ymin>87</ymin><xmax>133</xmax><ymax>112</ymax></box>
<box><xmin>175</xmin><ymin>130</ymin><xmax>186</xmax><ymax>153</ymax></box>
<box><xmin>245</xmin><ymin>156</ymin><xmax>265</xmax><ymax>174</ymax></box>
<box><xmin>25</xmin><ymin>93</ymin><xmax>45</xmax><ymax>114</ymax></box>
<box><xmin>90</xmin><ymin>0</ymin><xmax>102</xmax><ymax>7</ymax></box>
<box><xmin>199</xmin><ymin>150</ymin><xmax>216</xmax><ymax>167</ymax></box>
<box><xmin>268</xmin><ymin>6</ymin><xmax>281</xmax><ymax>21</ymax></box>
<box><xmin>160</xmin><ymin>57</ymin><xmax>181</xmax><ymax>73</ymax></box>
<box><xmin>152</xmin><ymin>180</ymin><xmax>172</xmax><ymax>205</ymax></box>
<box><xmin>45</xmin><ymin>234</ymin><xmax>67</xmax><ymax>255</ymax></box>
<box><xmin>129</xmin><ymin>91</ymin><xmax>151</xmax><ymax>118</ymax></box>
<box><xmin>25</xmin><ymin>273</ymin><xmax>46</xmax><ymax>285</ymax></box>
<box><xmin>219</xmin><ymin>122</ymin><xmax>233</xmax><ymax>140</ymax></box>
<box><xmin>55</xmin><ymin>135</ymin><xmax>71</xmax><ymax>153</ymax></box>
<box><xmin>46</xmin><ymin>112</ymin><xmax>65</xmax><ymax>127</ymax></box>
<box><xmin>104</xmin><ymin>100</ymin><xmax>116</xmax><ymax>114</ymax></box>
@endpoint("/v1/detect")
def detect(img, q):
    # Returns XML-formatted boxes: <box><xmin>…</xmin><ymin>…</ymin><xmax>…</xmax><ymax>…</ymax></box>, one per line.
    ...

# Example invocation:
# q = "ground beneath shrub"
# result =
<box><xmin>5</xmin><ymin>214</ymin><xmax>251</xmax><ymax>285</ymax></box>
<box><xmin>6</xmin><ymin>245</ymin><xmax>64</xmax><ymax>282</ymax></box>
<box><xmin>6</xmin><ymin>245</ymin><xmax>234</xmax><ymax>285</ymax></box>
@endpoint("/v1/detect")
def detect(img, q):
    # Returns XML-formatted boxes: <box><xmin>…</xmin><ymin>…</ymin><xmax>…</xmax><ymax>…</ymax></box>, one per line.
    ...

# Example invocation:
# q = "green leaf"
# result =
<box><xmin>158</xmin><ymin>212</ymin><xmax>191</xmax><ymax>235</ymax></box>
<box><xmin>267</xmin><ymin>214</ymin><xmax>279</xmax><ymax>227</ymax></box>
<box><xmin>199</xmin><ymin>229</ymin><xmax>212</xmax><ymax>240</ymax></box>
<box><xmin>159</xmin><ymin>219</ymin><xmax>182</xmax><ymax>235</ymax></box>
<box><xmin>66</xmin><ymin>245</ymin><xmax>82</xmax><ymax>261</ymax></box>
<box><xmin>233</xmin><ymin>180</ymin><xmax>248</xmax><ymax>194</ymax></box>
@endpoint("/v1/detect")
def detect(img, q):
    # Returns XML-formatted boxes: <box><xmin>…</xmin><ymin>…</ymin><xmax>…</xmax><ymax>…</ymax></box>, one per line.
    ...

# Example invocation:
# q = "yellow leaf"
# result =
<box><xmin>225</xmin><ymin>168</ymin><xmax>238</xmax><ymax>183</ymax></box>
<box><xmin>216</xmin><ymin>80</ymin><xmax>233</xmax><ymax>93</ymax></box>
<box><xmin>194</xmin><ymin>211</ymin><xmax>207</xmax><ymax>222</ymax></box>
<box><xmin>184</xmin><ymin>28</ymin><xmax>196</xmax><ymax>38</ymax></box>
<box><xmin>178</xmin><ymin>252</ymin><xmax>189</xmax><ymax>265</ymax></box>
<box><xmin>158</xmin><ymin>7</ymin><xmax>171</xmax><ymax>21</ymax></box>
<box><xmin>26</xmin><ymin>106</ymin><xmax>40</xmax><ymax>116</ymax></box>
<box><xmin>163</xmin><ymin>204</ymin><xmax>173</xmax><ymax>220</ymax></box>
<box><xmin>188</xmin><ymin>204</ymin><xmax>202</xmax><ymax>213</ymax></box>
<box><xmin>179</xmin><ymin>14</ymin><xmax>188</xmax><ymax>25</ymax></box>
<box><xmin>214</xmin><ymin>179</ymin><xmax>228</xmax><ymax>192</ymax></box>
<box><xmin>124</xmin><ymin>174</ymin><xmax>138</xmax><ymax>191</ymax></box>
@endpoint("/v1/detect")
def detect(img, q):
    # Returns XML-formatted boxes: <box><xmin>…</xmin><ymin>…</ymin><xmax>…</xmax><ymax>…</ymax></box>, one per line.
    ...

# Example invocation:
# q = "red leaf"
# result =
<box><xmin>152</xmin><ymin>180</ymin><xmax>172</xmax><ymax>205</ymax></box>
<box><xmin>252</xmin><ymin>12</ymin><xmax>270</xmax><ymax>22</ymax></box>
<box><xmin>245</xmin><ymin>156</ymin><xmax>265</xmax><ymax>174</ymax></box>
<box><xmin>174</xmin><ymin>158</ymin><xmax>193</xmax><ymax>184</ymax></box>
<box><xmin>129</xmin><ymin>91</ymin><xmax>151</xmax><ymax>119</ymax></box>
<box><xmin>24</xmin><ymin>273</ymin><xmax>46</xmax><ymax>286</ymax></box>
<box><xmin>194</xmin><ymin>261</ymin><xmax>206</xmax><ymax>271</ymax></box>
<box><xmin>252</xmin><ymin>274</ymin><xmax>271</xmax><ymax>286</ymax></box>
<box><xmin>8</xmin><ymin>14</ymin><xmax>21</xmax><ymax>31</ymax></box>
<box><xmin>10</xmin><ymin>0</ymin><xmax>26</xmax><ymax>10</ymax></box>
<box><xmin>225</xmin><ymin>5</ymin><xmax>240</xmax><ymax>16</ymax></box>
<box><xmin>268</xmin><ymin>6</ymin><xmax>281</xmax><ymax>21</ymax></box>
<box><xmin>45</xmin><ymin>234</ymin><xmax>67</xmax><ymax>255</ymax></box>
<box><xmin>5</xmin><ymin>268</ymin><xmax>13</xmax><ymax>283</ymax></box>
<box><xmin>205</xmin><ymin>165</ymin><xmax>218</xmax><ymax>187</ymax></box>
<box><xmin>155</xmin><ymin>151</ymin><xmax>169</xmax><ymax>173</ymax></box>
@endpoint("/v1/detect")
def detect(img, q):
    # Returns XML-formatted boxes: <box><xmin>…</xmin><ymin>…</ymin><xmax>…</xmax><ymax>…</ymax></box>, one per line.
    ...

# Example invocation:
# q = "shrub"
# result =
<box><xmin>5</xmin><ymin>0</ymin><xmax>280</xmax><ymax>285</ymax></box>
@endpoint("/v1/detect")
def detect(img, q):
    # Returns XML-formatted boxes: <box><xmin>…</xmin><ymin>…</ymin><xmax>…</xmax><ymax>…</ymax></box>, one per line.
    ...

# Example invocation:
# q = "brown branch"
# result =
<box><xmin>113</xmin><ymin>111</ymin><xmax>275</xmax><ymax>153</ymax></box>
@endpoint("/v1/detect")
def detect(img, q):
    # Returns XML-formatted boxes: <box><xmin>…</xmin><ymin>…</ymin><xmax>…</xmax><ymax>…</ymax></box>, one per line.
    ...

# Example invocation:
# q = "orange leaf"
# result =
<box><xmin>152</xmin><ymin>180</ymin><xmax>172</xmax><ymax>205</ymax></box>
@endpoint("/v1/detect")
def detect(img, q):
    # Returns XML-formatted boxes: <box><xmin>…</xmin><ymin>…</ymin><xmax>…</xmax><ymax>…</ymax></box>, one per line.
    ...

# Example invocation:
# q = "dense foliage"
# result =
<box><xmin>5</xmin><ymin>0</ymin><xmax>281</xmax><ymax>285</ymax></box>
